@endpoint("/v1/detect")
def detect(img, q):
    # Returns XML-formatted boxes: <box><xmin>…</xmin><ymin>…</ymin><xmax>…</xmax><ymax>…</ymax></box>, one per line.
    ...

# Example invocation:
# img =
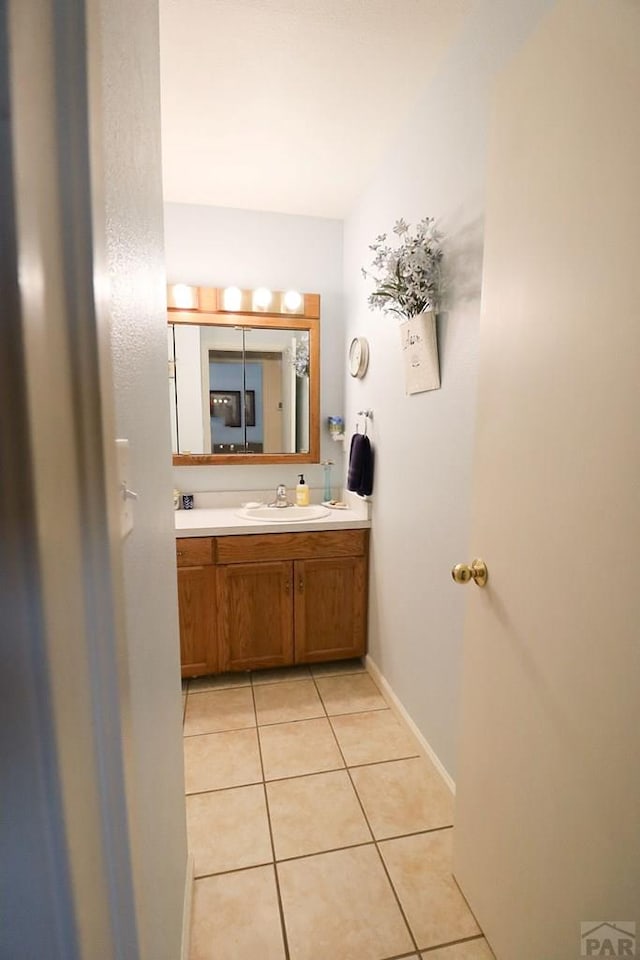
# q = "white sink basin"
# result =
<box><xmin>237</xmin><ymin>505</ymin><xmax>331</xmax><ymax>523</ymax></box>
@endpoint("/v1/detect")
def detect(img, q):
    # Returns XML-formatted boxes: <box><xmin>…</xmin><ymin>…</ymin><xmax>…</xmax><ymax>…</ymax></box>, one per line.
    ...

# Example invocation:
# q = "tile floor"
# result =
<box><xmin>183</xmin><ymin>660</ymin><xmax>493</xmax><ymax>960</ymax></box>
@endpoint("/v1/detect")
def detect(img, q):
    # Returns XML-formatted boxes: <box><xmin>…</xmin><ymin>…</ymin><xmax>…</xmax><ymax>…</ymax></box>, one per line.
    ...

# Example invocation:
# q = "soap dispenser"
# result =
<box><xmin>296</xmin><ymin>474</ymin><xmax>310</xmax><ymax>506</ymax></box>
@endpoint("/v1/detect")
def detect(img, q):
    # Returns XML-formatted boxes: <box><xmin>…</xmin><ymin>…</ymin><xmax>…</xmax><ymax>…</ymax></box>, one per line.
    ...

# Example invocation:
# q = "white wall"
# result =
<box><xmin>102</xmin><ymin>1</ymin><xmax>188</xmax><ymax>958</ymax></box>
<box><xmin>165</xmin><ymin>203</ymin><xmax>344</xmax><ymax>495</ymax></box>
<box><xmin>343</xmin><ymin>0</ymin><xmax>553</xmax><ymax>779</ymax></box>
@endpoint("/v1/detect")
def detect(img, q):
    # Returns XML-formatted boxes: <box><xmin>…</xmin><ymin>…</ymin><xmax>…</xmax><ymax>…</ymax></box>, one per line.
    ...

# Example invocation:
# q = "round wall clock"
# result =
<box><xmin>348</xmin><ymin>336</ymin><xmax>369</xmax><ymax>378</ymax></box>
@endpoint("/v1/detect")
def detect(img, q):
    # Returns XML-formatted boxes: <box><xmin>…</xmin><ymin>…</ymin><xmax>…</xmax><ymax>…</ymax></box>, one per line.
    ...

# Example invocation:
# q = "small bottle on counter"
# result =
<box><xmin>296</xmin><ymin>474</ymin><xmax>310</xmax><ymax>506</ymax></box>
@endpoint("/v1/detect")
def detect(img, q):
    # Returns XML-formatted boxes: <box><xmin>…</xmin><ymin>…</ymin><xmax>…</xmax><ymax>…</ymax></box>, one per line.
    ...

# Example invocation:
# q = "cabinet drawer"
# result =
<box><xmin>216</xmin><ymin>530</ymin><xmax>367</xmax><ymax>564</ymax></box>
<box><xmin>176</xmin><ymin>537</ymin><xmax>215</xmax><ymax>567</ymax></box>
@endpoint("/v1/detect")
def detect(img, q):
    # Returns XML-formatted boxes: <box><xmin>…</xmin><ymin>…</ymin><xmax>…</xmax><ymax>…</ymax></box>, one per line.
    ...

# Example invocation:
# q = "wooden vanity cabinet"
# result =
<box><xmin>217</xmin><ymin>561</ymin><xmax>294</xmax><ymax>671</ymax></box>
<box><xmin>176</xmin><ymin>529</ymin><xmax>368</xmax><ymax>676</ymax></box>
<box><xmin>294</xmin><ymin>555</ymin><xmax>367</xmax><ymax>663</ymax></box>
<box><xmin>176</xmin><ymin>537</ymin><xmax>217</xmax><ymax>678</ymax></box>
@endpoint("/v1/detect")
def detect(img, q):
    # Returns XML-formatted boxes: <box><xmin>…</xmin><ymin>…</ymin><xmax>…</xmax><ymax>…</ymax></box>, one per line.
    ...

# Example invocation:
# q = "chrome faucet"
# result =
<box><xmin>269</xmin><ymin>483</ymin><xmax>292</xmax><ymax>508</ymax></box>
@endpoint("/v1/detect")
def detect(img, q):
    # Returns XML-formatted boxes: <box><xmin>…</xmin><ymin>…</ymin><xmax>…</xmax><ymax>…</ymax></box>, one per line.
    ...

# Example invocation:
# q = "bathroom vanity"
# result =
<box><xmin>169</xmin><ymin>285</ymin><xmax>371</xmax><ymax>677</ymax></box>
<box><xmin>175</xmin><ymin>509</ymin><xmax>370</xmax><ymax>677</ymax></box>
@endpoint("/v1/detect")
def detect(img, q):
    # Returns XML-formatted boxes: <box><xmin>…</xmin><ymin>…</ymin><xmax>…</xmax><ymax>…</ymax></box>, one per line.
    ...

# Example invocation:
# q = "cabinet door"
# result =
<box><xmin>218</xmin><ymin>561</ymin><xmax>294</xmax><ymax>671</ymax></box>
<box><xmin>294</xmin><ymin>556</ymin><xmax>367</xmax><ymax>663</ymax></box>
<box><xmin>177</xmin><ymin>565</ymin><xmax>218</xmax><ymax>678</ymax></box>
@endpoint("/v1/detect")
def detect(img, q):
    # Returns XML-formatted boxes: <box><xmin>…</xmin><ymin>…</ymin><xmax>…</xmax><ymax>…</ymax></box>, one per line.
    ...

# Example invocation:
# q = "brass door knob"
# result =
<box><xmin>451</xmin><ymin>559</ymin><xmax>488</xmax><ymax>587</ymax></box>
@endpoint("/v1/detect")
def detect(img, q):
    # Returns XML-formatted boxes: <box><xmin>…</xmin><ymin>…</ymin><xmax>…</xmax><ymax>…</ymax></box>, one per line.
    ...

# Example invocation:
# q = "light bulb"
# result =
<box><xmin>283</xmin><ymin>289</ymin><xmax>302</xmax><ymax>312</ymax></box>
<box><xmin>171</xmin><ymin>283</ymin><xmax>197</xmax><ymax>309</ymax></box>
<box><xmin>223</xmin><ymin>286</ymin><xmax>243</xmax><ymax>311</ymax></box>
<box><xmin>252</xmin><ymin>287</ymin><xmax>272</xmax><ymax>311</ymax></box>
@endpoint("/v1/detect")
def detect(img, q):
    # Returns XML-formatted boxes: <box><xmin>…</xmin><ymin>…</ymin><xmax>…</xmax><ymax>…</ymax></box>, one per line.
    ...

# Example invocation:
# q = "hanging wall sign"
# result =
<box><xmin>400</xmin><ymin>310</ymin><xmax>440</xmax><ymax>394</ymax></box>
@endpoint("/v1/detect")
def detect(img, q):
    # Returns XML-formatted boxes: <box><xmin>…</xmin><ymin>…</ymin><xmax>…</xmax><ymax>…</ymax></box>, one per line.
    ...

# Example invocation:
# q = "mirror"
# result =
<box><xmin>168</xmin><ymin>286</ymin><xmax>320</xmax><ymax>464</ymax></box>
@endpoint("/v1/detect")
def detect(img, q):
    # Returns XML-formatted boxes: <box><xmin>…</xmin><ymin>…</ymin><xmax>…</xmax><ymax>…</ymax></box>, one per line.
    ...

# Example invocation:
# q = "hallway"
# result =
<box><xmin>183</xmin><ymin>661</ymin><xmax>493</xmax><ymax>959</ymax></box>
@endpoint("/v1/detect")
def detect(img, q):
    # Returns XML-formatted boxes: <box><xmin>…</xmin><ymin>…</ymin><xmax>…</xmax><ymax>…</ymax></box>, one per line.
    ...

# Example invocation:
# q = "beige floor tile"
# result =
<box><xmin>316</xmin><ymin>673</ymin><xmax>387</xmax><ymax>715</ymax></box>
<box><xmin>267</xmin><ymin>770</ymin><xmax>371</xmax><ymax>859</ymax></box>
<box><xmin>189</xmin><ymin>672</ymin><xmax>251</xmax><ymax>693</ymax></box>
<box><xmin>380</xmin><ymin>830</ymin><xmax>481</xmax><ymax>950</ymax></box>
<box><xmin>252</xmin><ymin>665</ymin><xmax>312</xmax><ymax>685</ymax></box>
<box><xmin>330</xmin><ymin>709</ymin><xmax>420</xmax><ymax>766</ymax></box>
<box><xmin>259</xmin><ymin>718</ymin><xmax>344</xmax><ymax>780</ymax></box>
<box><xmin>190</xmin><ymin>866</ymin><xmax>285</xmax><ymax>960</ymax></box>
<box><xmin>350</xmin><ymin>757</ymin><xmax>454</xmax><ymax>839</ymax></box>
<box><xmin>186</xmin><ymin>785</ymin><xmax>272</xmax><ymax>877</ymax></box>
<box><xmin>254</xmin><ymin>679</ymin><xmax>324</xmax><ymax>725</ymax></box>
<box><xmin>184</xmin><ymin>729</ymin><xmax>262</xmax><ymax>794</ymax></box>
<box><xmin>422</xmin><ymin>939</ymin><xmax>495</xmax><ymax>959</ymax></box>
<box><xmin>277</xmin><ymin>845</ymin><xmax>414</xmax><ymax>960</ymax></box>
<box><xmin>183</xmin><ymin>687</ymin><xmax>255</xmax><ymax>736</ymax></box>
<box><xmin>309</xmin><ymin>658</ymin><xmax>366</xmax><ymax>678</ymax></box>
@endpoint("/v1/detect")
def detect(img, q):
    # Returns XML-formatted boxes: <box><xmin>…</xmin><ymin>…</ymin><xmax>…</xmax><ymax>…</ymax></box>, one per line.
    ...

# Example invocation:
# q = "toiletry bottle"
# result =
<box><xmin>321</xmin><ymin>460</ymin><xmax>334</xmax><ymax>502</ymax></box>
<box><xmin>296</xmin><ymin>474</ymin><xmax>310</xmax><ymax>506</ymax></box>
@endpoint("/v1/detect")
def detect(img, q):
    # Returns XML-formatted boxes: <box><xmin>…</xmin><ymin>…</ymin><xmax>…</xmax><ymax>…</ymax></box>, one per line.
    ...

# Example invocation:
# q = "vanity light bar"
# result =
<box><xmin>220</xmin><ymin>287</ymin><xmax>304</xmax><ymax>316</ymax></box>
<box><xmin>166</xmin><ymin>284</ymin><xmax>319</xmax><ymax>319</ymax></box>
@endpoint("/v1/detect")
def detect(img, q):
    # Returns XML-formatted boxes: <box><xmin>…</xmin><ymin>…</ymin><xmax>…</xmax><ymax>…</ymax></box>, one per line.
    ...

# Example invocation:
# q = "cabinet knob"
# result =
<box><xmin>298</xmin><ymin>576</ymin><xmax>304</xmax><ymax>592</ymax></box>
<box><xmin>284</xmin><ymin>579</ymin><xmax>290</xmax><ymax>594</ymax></box>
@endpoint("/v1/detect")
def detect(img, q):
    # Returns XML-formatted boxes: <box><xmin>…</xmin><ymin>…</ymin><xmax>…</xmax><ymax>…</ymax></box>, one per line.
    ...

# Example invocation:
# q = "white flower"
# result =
<box><xmin>362</xmin><ymin>216</ymin><xmax>443</xmax><ymax>320</ymax></box>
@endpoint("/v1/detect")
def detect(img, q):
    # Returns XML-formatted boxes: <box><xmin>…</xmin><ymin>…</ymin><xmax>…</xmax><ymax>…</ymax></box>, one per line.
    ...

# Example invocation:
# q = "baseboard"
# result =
<box><xmin>365</xmin><ymin>654</ymin><xmax>456</xmax><ymax>795</ymax></box>
<box><xmin>180</xmin><ymin>853</ymin><xmax>195</xmax><ymax>960</ymax></box>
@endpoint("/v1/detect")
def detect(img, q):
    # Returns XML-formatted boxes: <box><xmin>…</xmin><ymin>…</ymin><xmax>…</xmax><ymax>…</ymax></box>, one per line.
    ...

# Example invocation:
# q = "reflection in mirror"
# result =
<box><xmin>170</xmin><ymin>324</ymin><xmax>311</xmax><ymax>456</ymax></box>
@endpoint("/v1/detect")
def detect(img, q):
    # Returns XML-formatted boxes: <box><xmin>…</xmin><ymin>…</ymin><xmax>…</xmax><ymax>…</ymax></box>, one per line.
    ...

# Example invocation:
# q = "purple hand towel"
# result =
<box><xmin>347</xmin><ymin>433</ymin><xmax>374</xmax><ymax>497</ymax></box>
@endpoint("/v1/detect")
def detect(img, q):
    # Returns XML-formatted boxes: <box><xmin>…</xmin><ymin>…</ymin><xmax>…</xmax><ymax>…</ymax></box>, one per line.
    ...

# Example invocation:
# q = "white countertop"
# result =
<box><xmin>175</xmin><ymin>506</ymin><xmax>371</xmax><ymax>537</ymax></box>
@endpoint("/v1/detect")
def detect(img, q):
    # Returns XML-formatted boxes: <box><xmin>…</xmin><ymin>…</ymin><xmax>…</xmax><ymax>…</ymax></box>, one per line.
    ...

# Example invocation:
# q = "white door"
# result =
<box><xmin>454</xmin><ymin>3</ymin><xmax>640</xmax><ymax>959</ymax></box>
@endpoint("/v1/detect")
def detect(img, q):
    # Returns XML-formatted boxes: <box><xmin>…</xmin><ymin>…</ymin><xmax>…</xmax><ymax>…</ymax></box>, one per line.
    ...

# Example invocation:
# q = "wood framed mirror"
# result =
<box><xmin>168</xmin><ymin>285</ymin><xmax>320</xmax><ymax>465</ymax></box>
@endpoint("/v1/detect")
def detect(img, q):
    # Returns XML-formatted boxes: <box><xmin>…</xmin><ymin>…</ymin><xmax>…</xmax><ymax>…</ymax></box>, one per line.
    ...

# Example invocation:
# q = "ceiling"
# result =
<box><xmin>159</xmin><ymin>0</ymin><xmax>470</xmax><ymax>219</ymax></box>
